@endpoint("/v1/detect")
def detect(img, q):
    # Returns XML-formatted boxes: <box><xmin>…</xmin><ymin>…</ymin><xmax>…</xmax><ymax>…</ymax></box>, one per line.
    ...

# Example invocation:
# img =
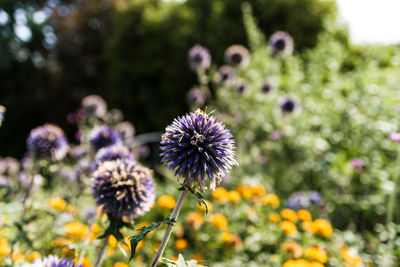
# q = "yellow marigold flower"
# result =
<box><xmin>192</xmin><ymin>254</ymin><xmax>204</xmax><ymax>263</ymax></box>
<box><xmin>89</xmin><ymin>223</ymin><xmax>101</xmax><ymax>241</ymax></box>
<box><xmin>282</xmin><ymin>241</ymin><xmax>302</xmax><ymax>258</ymax></box>
<box><xmin>261</xmin><ymin>194</ymin><xmax>280</xmax><ymax>208</ymax></box>
<box><xmin>283</xmin><ymin>259</ymin><xmax>313</xmax><ymax>267</ymax></box>
<box><xmin>221</xmin><ymin>232</ymin><xmax>242</xmax><ymax>249</ymax></box>
<box><xmin>0</xmin><ymin>237</ymin><xmax>11</xmax><ymax>256</ymax></box>
<box><xmin>279</xmin><ymin>220</ymin><xmax>297</xmax><ymax>236</ymax></box>
<box><xmin>49</xmin><ymin>197</ymin><xmax>67</xmax><ymax>211</ymax></box>
<box><xmin>186</xmin><ymin>212</ymin><xmax>205</xmax><ymax>230</ymax></box>
<box><xmin>114</xmin><ymin>262</ymin><xmax>129</xmax><ymax>267</ymax></box>
<box><xmin>297</xmin><ymin>209</ymin><xmax>312</xmax><ymax>221</ymax></box>
<box><xmin>11</xmin><ymin>251</ymin><xmax>24</xmax><ymax>262</ymax></box>
<box><xmin>97</xmin><ymin>205</ymin><xmax>106</xmax><ymax>218</ymax></box>
<box><xmin>196</xmin><ymin>200</ymin><xmax>213</xmax><ymax>213</ymax></box>
<box><xmin>281</xmin><ymin>209</ymin><xmax>298</xmax><ymax>223</ymax></box>
<box><xmin>27</xmin><ymin>251</ymin><xmax>41</xmax><ymax>262</ymax></box>
<box><xmin>51</xmin><ymin>238</ymin><xmax>73</xmax><ymax>247</ymax></box>
<box><xmin>211</xmin><ymin>187</ymin><xmax>229</xmax><ymax>202</ymax></box>
<box><xmin>311</xmin><ymin>219</ymin><xmax>333</xmax><ymax>238</ymax></box>
<box><xmin>157</xmin><ymin>195</ymin><xmax>176</xmax><ymax>209</ymax></box>
<box><xmin>227</xmin><ymin>190</ymin><xmax>241</xmax><ymax>203</ymax></box>
<box><xmin>64</xmin><ymin>221</ymin><xmax>89</xmax><ymax>239</ymax></box>
<box><xmin>108</xmin><ymin>235</ymin><xmax>117</xmax><ymax>248</ymax></box>
<box><xmin>236</xmin><ymin>185</ymin><xmax>252</xmax><ymax>199</ymax></box>
<box><xmin>305</xmin><ymin>246</ymin><xmax>328</xmax><ymax>263</ymax></box>
<box><xmin>175</xmin><ymin>239</ymin><xmax>188</xmax><ymax>251</ymax></box>
<box><xmin>341</xmin><ymin>245</ymin><xmax>362</xmax><ymax>266</ymax></box>
<box><xmin>210</xmin><ymin>213</ymin><xmax>228</xmax><ymax>230</ymax></box>
<box><xmin>169</xmin><ymin>256</ymin><xmax>178</xmax><ymax>261</ymax></box>
<box><xmin>268</xmin><ymin>212</ymin><xmax>280</xmax><ymax>223</ymax></box>
<box><xmin>250</xmin><ymin>185</ymin><xmax>266</xmax><ymax>196</ymax></box>
<box><xmin>74</xmin><ymin>257</ymin><xmax>92</xmax><ymax>267</ymax></box>
<box><xmin>310</xmin><ymin>262</ymin><xmax>325</xmax><ymax>267</ymax></box>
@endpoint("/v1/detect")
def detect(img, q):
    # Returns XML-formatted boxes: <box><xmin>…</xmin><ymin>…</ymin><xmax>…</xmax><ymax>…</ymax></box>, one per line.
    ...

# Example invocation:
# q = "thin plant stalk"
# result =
<box><xmin>94</xmin><ymin>235</ymin><xmax>109</xmax><ymax>267</ymax></box>
<box><xmin>77</xmin><ymin>223</ymin><xmax>94</xmax><ymax>266</ymax></box>
<box><xmin>387</xmin><ymin>149</ymin><xmax>400</xmax><ymax>224</ymax></box>
<box><xmin>150</xmin><ymin>190</ymin><xmax>189</xmax><ymax>267</ymax></box>
<box><xmin>21</xmin><ymin>162</ymin><xmax>38</xmax><ymax>220</ymax></box>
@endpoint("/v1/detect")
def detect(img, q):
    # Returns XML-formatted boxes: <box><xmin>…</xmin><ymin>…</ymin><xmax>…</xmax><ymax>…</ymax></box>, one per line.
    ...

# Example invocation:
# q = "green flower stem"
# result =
<box><xmin>95</xmin><ymin>235</ymin><xmax>109</xmax><ymax>267</ymax></box>
<box><xmin>150</xmin><ymin>189</ymin><xmax>189</xmax><ymax>267</ymax></box>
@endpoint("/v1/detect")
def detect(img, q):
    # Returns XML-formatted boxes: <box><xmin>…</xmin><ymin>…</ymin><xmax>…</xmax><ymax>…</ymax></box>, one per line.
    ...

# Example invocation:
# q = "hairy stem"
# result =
<box><xmin>150</xmin><ymin>190</ymin><xmax>189</xmax><ymax>267</ymax></box>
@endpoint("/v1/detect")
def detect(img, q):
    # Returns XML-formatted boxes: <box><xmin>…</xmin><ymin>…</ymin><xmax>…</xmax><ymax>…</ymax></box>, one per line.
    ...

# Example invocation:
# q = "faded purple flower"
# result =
<box><xmin>115</xmin><ymin>121</ymin><xmax>135</xmax><ymax>144</ymax></box>
<box><xmin>89</xmin><ymin>126</ymin><xmax>121</xmax><ymax>152</ymax></box>
<box><xmin>269</xmin><ymin>31</ymin><xmax>294</xmax><ymax>56</ymax></box>
<box><xmin>95</xmin><ymin>145</ymin><xmax>135</xmax><ymax>168</ymax></box>
<box><xmin>389</xmin><ymin>132</ymin><xmax>400</xmax><ymax>142</ymax></box>
<box><xmin>92</xmin><ymin>159</ymin><xmax>155</xmax><ymax>218</ymax></box>
<box><xmin>188</xmin><ymin>44</ymin><xmax>211</xmax><ymax>70</ymax></box>
<box><xmin>235</xmin><ymin>80</ymin><xmax>249</xmax><ymax>94</ymax></box>
<box><xmin>224</xmin><ymin>45</ymin><xmax>250</xmax><ymax>68</ymax></box>
<box><xmin>33</xmin><ymin>255</ymin><xmax>80</xmax><ymax>267</ymax></box>
<box><xmin>261</xmin><ymin>80</ymin><xmax>276</xmax><ymax>94</ymax></box>
<box><xmin>68</xmin><ymin>145</ymin><xmax>87</xmax><ymax>160</ymax></box>
<box><xmin>187</xmin><ymin>88</ymin><xmax>206</xmax><ymax>107</ymax></box>
<box><xmin>160</xmin><ymin>109</ymin><xmax>238</xmax><ymax>191</ymax></box>
<box><xmin>217</xmin><ymin>65</ymin><xmax>235</xmax><ymax>84</ymax></box>
<box><xmin>270</xmin><ymin>131</ymin><xmax>282</xmax><ymax>140</ymax></box>
<box><xmin>350</xmin><ymin>158</ymin><xmax>363</xmax><ymax>170</ymax></box>
<box><xmin>82</xmin><ymin>95</ymin><xmax>107</xmax><ymax>118</ymax></box>
<box><xmin>280</xmin><ymin>97</ymin><xmax>298</xmax><ymax>113</ymax></box>
<box><xmin>27</xmin><ymin>124</ymin><xmax>69</xmax><ymax>161</ymax></box>
<box><xmin>286</xmin><ymin>191</ymin><xmax>322</xmax><ymax>210</ymax></box>
<box><xmin>309</xmin><ymin>191</ymin><xmax>322</xmax><ymax>204</ymax></box>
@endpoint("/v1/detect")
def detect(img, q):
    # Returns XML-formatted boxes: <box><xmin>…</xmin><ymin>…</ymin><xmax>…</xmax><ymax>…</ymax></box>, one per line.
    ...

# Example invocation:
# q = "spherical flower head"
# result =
<box><xmin>92</xmin><ymin>159</ymin><xmax>155</xmax><ymax>218</ymax></box>
<box><xmin>389</xmin><ymin>132</ymin><xmax>400</xmax><ymax>142</ymax></box>
<box><xmin>350</xmin><ymin>158</ymin><xmax>363</xmax><ymax>170</ymax></box>
<box><xmin>224</xmin><ymin>45</ymin><xmax>250</xmax><ymax>68</ymax></box>
<box><xmin>115</xmin><ymin>121</ymin><xmax>135</xmax><ymax>143</ymax></box>
<box><xmin>217</xmin><ymin>65</ymin><xmax>235</xmax><ymax>84</ymax></box>
<box><xmin>89</xmin><ymin>126</ymin><xmax>121</xmax><ymax>152</ymax></box>
<box><xmin>286</xmin><ymin>192</ymin><xmax>310</xmax><ymax>210</ymax></box>
<box><xmin>187</xmin><ymin>88</ymin><xmax>206</xmax><ymax>107</ymax></box>
<box><xmin>269</xmin><ymin>31</ymin><xmax>294</xmax><ymax>56</ymax></box>
<box><xmin>32</xmin><ymin>255</ymin><xmax>80</xmax><ymax>267</ymax></box>
<box><xmin>280</xmin><ymin>97</ymin><xmax>298</xmax><ymax>113</ymax></box>
<box><xmin>82</xmin><ymin>95</ymin><xmax>107</xmax><ymax>118</ymax></box>
<box><xmin>0</xmin><ymin>105</ymin><xmax>5</xmax><ymax>126</ymax></box>
<box><xmin>27</xmin><ymin>124</ymin><xmax>69</xmax><ymax>161</ymax></box>
<box><xmin>309</xmin><ymin>191</ymin><xmax>322</xmax><ymax>204</ymax></box>
<box><xmin>261</xmin><ymin>80</ymin><xmax>276</xmax><ymax>94</ymax></box>
<box><xmin>188</xmin><ymin>44</ymin><xmax>211</xmax><ymax>70</ymax></box>
<box><xmin>160</xmin><ymin>109</ymin><xmax>237</xmax><ymax>191</ymax></box>
<box><xmin>235</xmin><ymin>80</ymin><xmax>249</xmax><ymax>95</ymax></box>
<box><xmin>95</xmin><ymin>145</ymin><xmax>135</xmax><ymax>167</ymax></box>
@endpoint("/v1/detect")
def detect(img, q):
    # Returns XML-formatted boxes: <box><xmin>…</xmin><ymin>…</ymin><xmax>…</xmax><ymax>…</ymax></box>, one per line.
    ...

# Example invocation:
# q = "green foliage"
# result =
<box><xmin>161</xmin><ymin>254</ymin><xmax>205</xmax><ymax>267</ymax></box>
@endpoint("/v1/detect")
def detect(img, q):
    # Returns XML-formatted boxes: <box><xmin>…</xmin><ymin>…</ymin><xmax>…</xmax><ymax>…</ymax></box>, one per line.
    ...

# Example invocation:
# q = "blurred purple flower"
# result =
<box><xmin>310</xmin><ymin>191</ymin><xmax>322</xmax><ymax>204</ymax></box>
<box><xmin>269</xmin><ymin>31</ymin><xmax>294</xmax><ymax>56</ymax></box>
<box><xmin>350</xmin><ymin>158</ymin><xmax>363</xmax><ymax>170</ymax></box>
<box><xmin>187</xmin><ymin>88</ymin><xmax>206</xmax><ymax>107</ymax></box>
<box><xmin>76</xmin><ymin>108</ymin><xmax>88</xmax><ymax>119</ymax></box>
<box><xmin>188</xmin><ymin>44</ymin><xmax>211</xmax><ymax>70</ymax></box>
<box><xmin>94</xmin><ymin>145</ymin><xmax>135</xmax><ymax>168</ymax></box>
<box><xmin>224</xmin><ymin>45</ymin><xmax>250</xmax><ymax>68</ymax></box>
<box><xmin>89</xmin><ymin>126</ymin><xmax>121</xmax><ymax>152</ymax></box>
<box><xmin>280</xmin><ymin>97</ymin><xmax>298</xmax><ymax>113</ymax></box>
<box><xmin>270</xmin><ymin>131</ymin><xmax>282</xmax><ymax>140</ymax></box>
<box><xmin>115</xmin><ymin>121</ymin><xmax>135</xmax><ymax>144</ymax></box>
<box><xmin>236</xmin><ymin>80</ymin><xmax>249</xmax><ymax>94</ymax></box>
<box><xmin>217</xmin><ymin>65</ymin><xmax>235</xmax><ymax>84</ymax></box>
<box><xmin>261</xmin><ymin>80</ymin><xmax>276</xmax><ymax>94</ymax></box>
<box><xmin>82</xmin><ymin>95</ymin><xmax>107</xmax><ymax>118</ymax></box>
<box><xmin>389</xmin><ymin>132</ymin><xmax>400</xmax><ymax>142</ymax></box>
<box><xmin>33</xmin><ymin>255</ymin><xmax>80</xmax><ymax>267</ymax></box>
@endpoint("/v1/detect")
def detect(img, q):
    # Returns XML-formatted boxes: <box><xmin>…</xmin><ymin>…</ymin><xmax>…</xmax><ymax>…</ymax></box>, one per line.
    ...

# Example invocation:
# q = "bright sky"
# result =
<box><xmin>336</xmin><ymin>0</ymin><xmax>400</xmax><ymax>44</ymax></box>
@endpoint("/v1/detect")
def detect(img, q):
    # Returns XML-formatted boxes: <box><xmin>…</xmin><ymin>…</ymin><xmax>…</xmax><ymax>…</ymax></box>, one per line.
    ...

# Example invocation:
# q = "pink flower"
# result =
<box><xmin>350</xmin><ymin>158</ymin><xmax>363</xmax><ymax>170</ymax></box>
<box><xmin>270</xmin><ymin>131</ymin><xmax>282</xmax><ymax>140</ymax></box>
<box><xmin>389</xmin><ymin>132</ymin><xmax>400</xmax><ymax>142</ymax></box>
<box><xmin>76</xmin><ymin>108</ymin><xmax>88</xmax><ymax>119</ymax></box>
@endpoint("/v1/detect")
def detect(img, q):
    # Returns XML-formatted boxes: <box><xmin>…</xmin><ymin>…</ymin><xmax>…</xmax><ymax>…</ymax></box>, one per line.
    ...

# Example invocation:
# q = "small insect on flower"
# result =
<box><xmin>160</xmin><ymin>109</ymin><xmax>237</xmax><ymax>191</ymax></box>
<box><xmin>269</xmin><ymin>31</ymin><xmax>294</xmax><ymax>56</ymax></box>
<box><xmin>0</xmin><ymin>105</ymin><xmax>5</xmax><ymax>126</ymax></box>
<box><xmin>188</xmin><ymin>44</ymin><xmax>211</xmax><ymax>70</ymax></box>
<box><xmin>89</xmin><ymin>126</ymin><xmax>122</xmax><ymax>152</ymax></box>
<box><xmin>92</xmin><ymin>159</ymin><xmax>155</xmax><ymax>219</ymax></box>
<box><xmin>224</xmin><ymin>45</ymin><xmax>250</xmax><ymax>68</ymax></box>
<box><xmin>280</xmin><ymin>97</ymin><xmax>298</xmax><ymax>113</ymax></box>
<box><xmin>81</xmin><ymin>94</ymin><xmax>107</xmax><ymax>118</ymax></box>
<box><xmin>94</xmin><ymin>145</ymin><xmax>135</xmax><ymax>168</ymax></box>
<box><xmin>187</xmin><ymin>88</ymin><xmax>207</xmax><ymax>107</ymax></box>
<box><xmin>27</xmin><ymin>124</ymin><xmax>69</xmax><ymax>161</ymax></box>
<box><xmin>32</xmin><ymin>255</ymin><xmax>81</xmax><ymax>267</ymax></box>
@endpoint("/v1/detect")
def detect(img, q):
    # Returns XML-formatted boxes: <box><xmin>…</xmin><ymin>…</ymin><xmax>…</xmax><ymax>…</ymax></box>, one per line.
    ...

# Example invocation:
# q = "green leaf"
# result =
<box><xmin>181</xmin><ymin>185</ymin><xmax>209</xmax><ymax>214</ymax></box>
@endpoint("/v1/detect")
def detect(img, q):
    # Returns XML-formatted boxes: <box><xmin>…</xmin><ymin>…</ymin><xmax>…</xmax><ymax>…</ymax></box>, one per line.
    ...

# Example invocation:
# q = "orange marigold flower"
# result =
<box><xmin>236</xmin><ymin>185</ymin><xmax>252</xmax><ymax>198</ymax></box>
<box><xmin>0</xmin><ymin>237</ymin><xmax>11</xmax><ymax>256</ymax></box>
<box><xmin>74</xmin><ymin>257</ymin><xmax>92</xmax><ymax>267</ymax></box>
<box><xmin>341</xmin><ymin>245</ymin><xmax>362</xmax><ymax>266</ymax></box>
<box><xmin>210</xmin><ymin>213</ymin><xmax>228</xmax><ymax>230</ymax></box>
<box><xmin>221</xmin><ymin>232</ymin><xmax>242</xmax><ymax>249</ymax></box>
<box><xmin>196</xmin><ymin>200</ymin><xmax>213</xmax><ymax>213</ymax></box>
<box><xmin>282</xmin><ymin>241</ymin><xmax>302</xmax><ymax>258</ymax></box>
<box><xmin>26</xmin><ymin>251</ymin><xmax>41</xmax><ymax>263</ymax></box>
<box><xmin>192</xmin><ymin>254</ymin><xmax>204</xmax><ymax>263</ymax></box>
<box><xmin>279</xmin><ymin>220</ymin><xmax>297</xmax><ymax>236</ymax></box>
<box><xmin>114</xmin><ymin>262</ymin><xmax>129</xmax><ymax>267</ymax></box>
<box><xmin>11</xmin><ymin>251</ymin><xmax>24</xmax><ymax>262</ymax></box>
<box><xmin>211</xmin><ymin>187</ymin><xmax>229</xmax><ymax>202</ymax></box>
<box><xmin>186</xmin><ymin>212</ymin><xmax>205</xmax><ymax>230</ymax></box>
<box><xmin>305</xmin><ymin>246</ymin><xmax>328</xmax><ymax>263</ymax></box>
<box><xmin>311</xmin><ymin>219</ymin><xmax>333</xmax><ymax>238</ymax></box>
<box><xmin>108</xmin><ymin>235</ymin><xmax>117</xmax><ymax>248</ymax></box>
<box><xmin>49</xmin><ymin>197</ymin><xmax>67</xmax><ymax>211</ymax></box>
<box><xmin>268</xmin><ymin>212</ymin><xmax>280</xmax><ymax>223</ymax></box>
<box><xmin>227</xmin><ymin>190</ymin><xmax>241</xmax><ymax>203</ymax></box>
<box><xmin>175</xmin><ymin>239</ymin><xmax>188</xmax><ymax>251</ymax></box>
<box><xmin>260</xmin><ymin>194</ymin><xmax>280</xmax><ymax>208</ymax></box>
<box><xmin>157</xmin><ymin>195</ymin><xmax>176</xmax><ymax>209</ymax></box>
<box><xmin>281</xmin><ymin>209</ymin><xmax>298</xmax><ymax>223</ymax></box>
<box><xmin>297</xmin><ymin>209</ymin><xmax>312</xmax><ymax>221</ymax></box>
<box><xmin>51</xmin><ymin>238</ymin><xmax>73</xmax><ymax>247</ymax></box>
<box><xmin>283</xmin><ymin>259</ymin><xmax>315</xmax><ymax>267</ymax></box>
<box><xmin>64</xmin><ymin>221</ymin><xmax>89</xmax><ymax>239</ymax></box>
<box><xmin>169</xmin><ymin>256</ymin><xmax>178</xmax><ymax>261</ymax></box>
<box><xmin>250</xmin><ymin>185</ymin><xmax>266</xmax><ymax>196</ymax></box>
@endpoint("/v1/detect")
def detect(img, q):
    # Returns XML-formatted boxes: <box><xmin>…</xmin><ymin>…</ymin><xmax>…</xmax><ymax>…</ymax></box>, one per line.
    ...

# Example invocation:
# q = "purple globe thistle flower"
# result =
<box><xmin>309</xmin><ymin>191</ymin><xmax>322</xmax><ymax>204</ymax></box>
<box><xmin>32</xmin><ymin>255</ymin><xmax>81</xmax><ymax>267</ymax></box>
<box><xmin>92</xmin><ymin>159</ymin><xmax>155</xmax><ymax>218</ymax></box>
<box><xmin>187</xmin><ymin>87</ymin><xmax>207</xmax><ymax>107</ymax></box>
<box><xmin>160</xmin><ymin>109</ymin><xmax>238</xmax><ymax>191</ymax></box>
<box><xmin>75</xmin><ymin>159</ymin><xmax>95</xmax><ymax>178</ymax></box>
<box><xmin>286</xmin><ymin>192</ymin><xmax>310</xmax><ymax>210</ymax></box>
<box><xmin>224</xmin><ymin>45</ymin><xmax>250</xmax><ymax>68</ymax></box>
<box><xmin>235</xmin><ymin>80</ymin><xmax>249</xmax><ymax>94</ymax></box>
<box><xmin>95</xmin><ymin>145</ymin><xmax>135</xmax><ymax>168</ymax></box>
<box><xmin>27</xmin><ymin>124</ymin><xmax>69</xmax><ymax>161</ymax></box>
<box><xmin>0</xmin><ymin>105</ymin><xmax>5</xmax><ymax>126</ymax></box>
<box><xmin>280</xmin><ymin>97</ymin><xmax>298</xmax><ymax>113</ymax></box>
<box><xmin>261</xmin><ymin>80</ymin><xmax>276</xmax><ymax>94</ymax></box>
<box><xmin>89</xmin><ymin>126</ymin><xmax>121</xmax><ymax>152</ymax></box>
<box><xmin>389</xmin><ymin>132</ymin><xmax>400</xmax><ymax>142</ymax></box>
<box><xmin>105</xmin><ymin>109</ymin><xmax>124</xmax><ymax>123</ymax></box>
<box><xmin>68</xmin><ymin>145</ymin><xmax>87</xmax><ymax>160</ymax></box>
<box><xmin>115</xmin><ymin>121</ymin><xmax>135</xmax><ymax>144</ymax></box>
<box><xmin>217</xmin><ymin>65</ymin><xmax>235</xmax><ymax>84</ymax></box>
<box><xmin>188</xmin><ymin>44</ymin><xmax>211</xmax><ymax>70</ymax></box>
<box><xmin>82</xmin><ymin>95</ymin><xmax>107</xmax><ymax>118</ymax></box>
<box><xmin>269</xmin><ymin>31</ymin><xmax>294</xmax><ymax>56</ymax></box>
<box><xmin>350</xmin><ymin>158</ymin><xmax>363</xmax><ymax>170</ymax></box>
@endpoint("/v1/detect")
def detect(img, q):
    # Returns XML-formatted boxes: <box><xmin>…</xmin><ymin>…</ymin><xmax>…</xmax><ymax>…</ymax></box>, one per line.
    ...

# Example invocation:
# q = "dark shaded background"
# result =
<box><xmin>0</xmin><ymin>0</ymin><xmax>345</xmax><ymax>158</ymax></box>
